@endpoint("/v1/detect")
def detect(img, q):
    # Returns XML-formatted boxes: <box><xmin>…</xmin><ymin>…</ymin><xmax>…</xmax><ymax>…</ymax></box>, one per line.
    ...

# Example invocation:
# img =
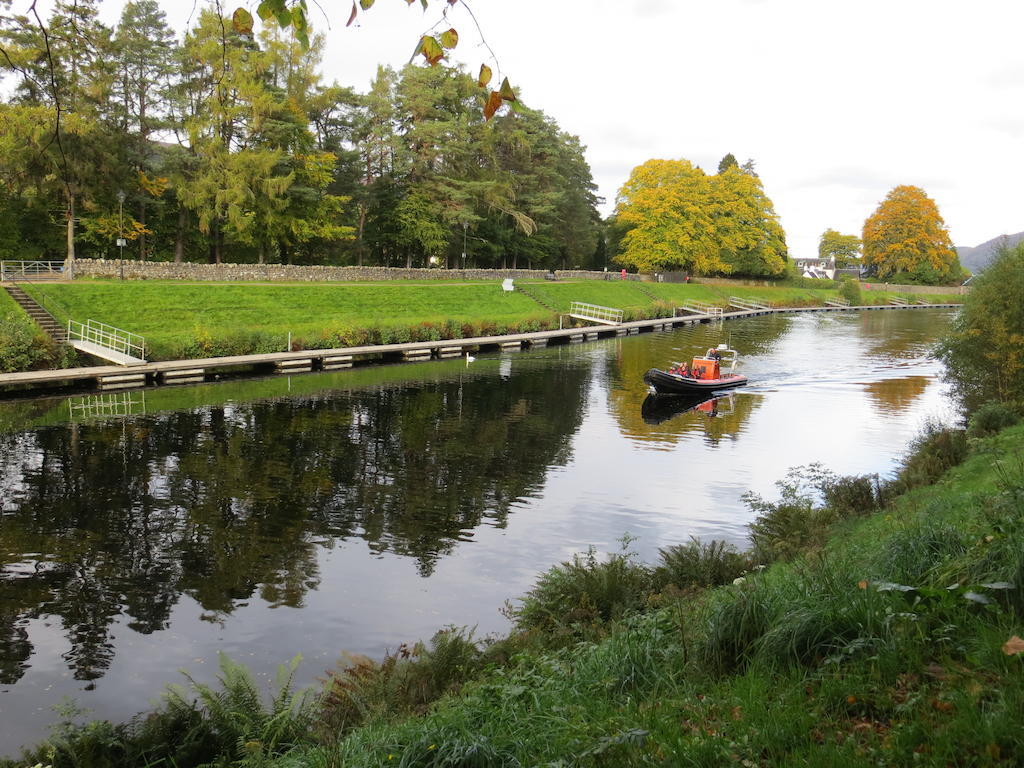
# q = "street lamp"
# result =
<box><xmin>116</xmin><ymin>190</ymin><xmax>126</xmax><ymax>280</ymax></box>
<box><xmin>461</xmin><ymin>221</ymin><xmax>467</xmax><ymax>270</ymax></box>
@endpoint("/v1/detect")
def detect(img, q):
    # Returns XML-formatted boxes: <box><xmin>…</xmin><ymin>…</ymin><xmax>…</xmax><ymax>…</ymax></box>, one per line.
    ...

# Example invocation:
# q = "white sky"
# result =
<box><xmin>77</xmin><ymin>0</ymin><xmax>1024</xmax><ymax>256</ymax></box>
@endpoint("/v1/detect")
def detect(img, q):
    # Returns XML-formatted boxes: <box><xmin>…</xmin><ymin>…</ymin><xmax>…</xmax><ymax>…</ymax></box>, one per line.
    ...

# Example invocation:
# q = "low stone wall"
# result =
<box><xmin>65</xmin><ymin>259</ymin><xmax>635</xmax><ymax>283</ymax></box>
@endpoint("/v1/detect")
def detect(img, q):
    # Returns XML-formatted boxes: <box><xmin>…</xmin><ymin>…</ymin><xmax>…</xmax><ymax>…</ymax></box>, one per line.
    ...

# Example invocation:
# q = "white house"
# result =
<box><xmin>794</xmin><ymin>256</ymin><xmax>836</xmax><ymax>279</ymax></box>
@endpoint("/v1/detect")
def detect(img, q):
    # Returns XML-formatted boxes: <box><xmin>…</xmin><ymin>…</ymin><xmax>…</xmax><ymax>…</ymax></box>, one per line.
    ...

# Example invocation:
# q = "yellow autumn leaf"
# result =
<box><xmin>483</xmin><ymin>90</ymin><xmax>503</xmax><ymax>120</ymax></box>
<box><xmin>439</xmin><ymin>27</ymin><xmax>458</xmax><ymax>49</ymax></box>
<box><xmin>231</xmin><ymin>8</ymin><xmax>253</xmax><ymax>35</ymax></box>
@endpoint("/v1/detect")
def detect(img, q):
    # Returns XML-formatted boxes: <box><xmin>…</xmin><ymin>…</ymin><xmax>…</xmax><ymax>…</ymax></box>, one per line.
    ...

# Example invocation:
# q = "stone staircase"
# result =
<box><xmin>514</xmin><ymin>283</ymin><xmax>558</xmax><ymax>312</ymax></box>
<box><xmin>4</xmin><ymin>284</ymin><xmax>66</xmax><ymax>342</ymax></box>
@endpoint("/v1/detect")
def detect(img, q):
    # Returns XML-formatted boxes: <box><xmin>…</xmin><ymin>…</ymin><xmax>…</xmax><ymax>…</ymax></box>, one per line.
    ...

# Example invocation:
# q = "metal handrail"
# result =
<box><xmin>67</xmin><ymin>318</ymin><xmax>146</xmax><ymax>361</ymax></box>
<box><xmin>1</xmin><ymin>260</ymin><xmax>65</xmax><ymax>281</ymax></box>
<box><xmin>677</xmin><ymin>301</ymin><xmax>724</xmax><ymax>317</ymax></box>
<box><xmin>729</xmin><ymin>296</ymin><xmax>769</xmax><ymax>311</ymax></box>
<box><xmin>68</xmin><ymin>391</ymin><xmax>146</xmax><ymax>420</ymax></box>
<box><xmin>825</xmin><ymin>297</ymin><xmax>851</xmax><ymax>307</ymax></box>
<box><xmin>569</xmin><ymin>301</ymin><xmax>624</xmax><ymax>324</ymax></box>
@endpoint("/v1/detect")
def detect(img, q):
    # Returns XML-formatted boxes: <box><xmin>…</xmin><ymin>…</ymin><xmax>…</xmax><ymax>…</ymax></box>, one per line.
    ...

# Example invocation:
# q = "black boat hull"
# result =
<box><xmin>643</xmin><ymin>368</ymin><xmax>748</xmax><ymax>395</ymax></box>
<box><xmin>641</xmin><ymin>392</ymin><xmax>721</xmax><ymax>424</ymax></box>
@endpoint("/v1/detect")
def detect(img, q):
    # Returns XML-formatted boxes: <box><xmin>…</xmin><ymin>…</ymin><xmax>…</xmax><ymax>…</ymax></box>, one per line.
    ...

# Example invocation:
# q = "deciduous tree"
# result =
<box><xmin>938</xmin><ymin>242</ymin><xmax>1024</xmax><ymax>407</ymax></box>
<box><xmin>818</xmin><ymin>228</ymin><xmax>861</xmax><ymax>267</ymax></box>
<box><xmin>710</xmin><ymin>166</ymin><xmax>787</xmax><ymax>277</ymax></box>
<box><xmin>615</xmin><ymin>158</ymin><xmax>786</xmax><ymax>276</ymax></box>
<box><xmin>615</xmin><ymin>159</ymin><xmax>721</xmax><ymax>275</ymax></box>
<box><xmin>862</xmin><ymin>185</ymin><xmax>961</xmax><ymax>284</ymax></box>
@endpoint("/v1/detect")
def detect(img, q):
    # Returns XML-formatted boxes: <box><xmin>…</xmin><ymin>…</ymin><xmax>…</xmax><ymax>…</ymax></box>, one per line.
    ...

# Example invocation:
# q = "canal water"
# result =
<box><xmin>0</xmin><ymin>309</ymin><xmax>955</xmax><ymax>756</ymax></box>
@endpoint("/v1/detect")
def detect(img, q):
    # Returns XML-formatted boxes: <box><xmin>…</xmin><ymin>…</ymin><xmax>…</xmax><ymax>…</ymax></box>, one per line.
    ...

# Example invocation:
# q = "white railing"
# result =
<box><xmin>889</xmin><ymin>296</ymin><xmax>909</xmax><ymax>306</ymax></box>
<box><xmin>1</xmin><ymin>260</ymin><xmax>65</xmax><ymax>281</ymax></box>
<box><xmin>569</xmin><ymin>301</ymin><xmax>624</xmax><ymax>325</ymax></box>
<box><xmin>677</xmin><ymin>301</ymin><xmax>723</xmax><ymax>317</ymax></box>
<box><xmin>729</xmin><ymin>296</ymin><xmax>769</xmax><ymax>311</ymax></box>
<box><xmin>68</xmin><ymin>391</ymin><xmax>146</xmax><ymax>420</ymax></box>
<box><xmin>825</xmin><ymin>297</ymin><xmax>851</xmax><ymax>307</ymax></box>
<box><xmin>67</xmin><ymin>319</ymin><xmax>146</xmax><ymax>361</ymax></box>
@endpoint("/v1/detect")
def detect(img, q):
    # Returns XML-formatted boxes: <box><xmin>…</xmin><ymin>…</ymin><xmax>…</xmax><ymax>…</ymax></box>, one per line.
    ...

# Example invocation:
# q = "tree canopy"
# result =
<box><xmin>861</xmin><ymin>185</ymin><xmax>962</xmax><ymax>285</ymax></box>
<box><xmin>0</xmin><ymin>3</ymin><xmax>600</xmax><ymax>269</ymax></box>
<box><xmin>614</xmin><ymin>158</ymin><xmax>787</xmax><ymax>277</ymax></box>
<box><xmin>937</xmin><ymin>241</ymin><xmax>1024</xmax><ymax>408</ymax></box>
<box><xmin>818</xmin><ymin>228</ymin><xmax>861</xmax><ymax>267</ymax></box>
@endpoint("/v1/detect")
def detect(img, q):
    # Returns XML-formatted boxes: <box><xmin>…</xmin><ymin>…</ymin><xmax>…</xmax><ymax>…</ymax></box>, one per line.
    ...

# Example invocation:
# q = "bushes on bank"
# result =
<box><xmin>937</xmin><ymin>240</ymin><xmax>1024</xmax><ymax>408</ymax></box>
<box><xmin>893</xmin><ymin>420</ymin><xmax>968</xmax><ymax>491</ymax></box>
<box><xmin>0</xmin><ymin>312</ymin><xmax>76</xmax><ymax>372</ymax></box>
<box><xmin>967</xmin><ymin>400</ymin><xmax>1020</xmax><ymax>438</ymax></box>
<box><xmin>838</xmin><ymin>276</ymin><xmax>862</xmax><ymax>305</ymax></box>
<box><xmin>158</xmin><ymin>317</ymin><xmax>559</xmax><ymax>361</ymax></box>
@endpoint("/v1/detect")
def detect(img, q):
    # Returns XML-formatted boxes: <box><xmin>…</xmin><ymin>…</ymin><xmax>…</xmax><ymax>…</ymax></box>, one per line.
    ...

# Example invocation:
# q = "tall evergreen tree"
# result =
<box><xmin>112</xmin><ymin>0</ymin><xmax>177</xmax><ymax>260</ymax></box>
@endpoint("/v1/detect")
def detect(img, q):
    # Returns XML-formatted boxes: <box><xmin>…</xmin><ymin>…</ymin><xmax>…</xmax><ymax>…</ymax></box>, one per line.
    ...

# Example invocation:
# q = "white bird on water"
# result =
<box><xmin>465</xmin><ymin>353</ymin><xmax>476</xmax><ymax>365</ymax></box>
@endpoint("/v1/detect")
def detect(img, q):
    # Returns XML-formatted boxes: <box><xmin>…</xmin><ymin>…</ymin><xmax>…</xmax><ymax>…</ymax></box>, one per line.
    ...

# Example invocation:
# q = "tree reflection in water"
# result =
<box><xmin>0</xmin><ymin>364</ymin><xmax>589</xmax><ymax>683</ymax></box>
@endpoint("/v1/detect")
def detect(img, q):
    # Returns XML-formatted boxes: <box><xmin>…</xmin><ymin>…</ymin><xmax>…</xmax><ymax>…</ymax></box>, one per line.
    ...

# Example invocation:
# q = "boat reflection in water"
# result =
<box><xmin>640</xmin><ymin>392</ymin><xmax>736</xmax><ymax>425</ymax></box>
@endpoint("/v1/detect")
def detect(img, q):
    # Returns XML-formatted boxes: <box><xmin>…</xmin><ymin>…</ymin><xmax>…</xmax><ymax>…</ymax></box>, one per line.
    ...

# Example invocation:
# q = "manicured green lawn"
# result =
<box><xmin>0</xmin><ymin>287</ymin><xmax>25</xmax><ymax>318</ymax></box>
<box><xmin>17</xmin><ymin>278</ymin><xmax>963</xmax><ymax>362</ymax></box>
<box><xmin>22</xmin><ymin>281</ymin><xmax>550</xmax><ymax>358</ymax></box>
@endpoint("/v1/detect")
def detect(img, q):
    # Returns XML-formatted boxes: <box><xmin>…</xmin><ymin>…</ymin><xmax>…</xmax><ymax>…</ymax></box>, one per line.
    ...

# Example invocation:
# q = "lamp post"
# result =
<box><xmin>461</xmin><ymin>221</ymin><xmax>467</xmax><ymax>270</ymax></box>
<box><xmin>116</xmin><ymin>190</ymin><xmax>126</xmax><ymax>281</ymax></box>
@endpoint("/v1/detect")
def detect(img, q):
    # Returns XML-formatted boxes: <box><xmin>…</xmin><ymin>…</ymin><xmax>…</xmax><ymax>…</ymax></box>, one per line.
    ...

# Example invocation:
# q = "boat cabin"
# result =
<box><xmin>690</xmin><ymin>355</ymin><xmax>720</xmax><ymax>380</ymax></box>
<box><xmin>690</xmin><ymin>345</ymin><xmax>738</xmax><ymax>380</ymax></box>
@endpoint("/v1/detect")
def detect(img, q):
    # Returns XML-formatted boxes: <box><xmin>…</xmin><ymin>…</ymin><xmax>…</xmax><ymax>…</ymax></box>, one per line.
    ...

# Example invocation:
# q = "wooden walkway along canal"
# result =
<box><xmin>0</xmin><ymin>302</ymin><xmax>962</xmax><ymax>395</ymax></box>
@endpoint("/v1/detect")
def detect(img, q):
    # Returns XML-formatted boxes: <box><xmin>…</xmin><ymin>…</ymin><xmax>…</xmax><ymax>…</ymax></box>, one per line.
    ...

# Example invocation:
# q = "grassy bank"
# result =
<box><xmin>9</xmin><ymin>414</ymin><xmax>1022</xmax><ymax>767</ymax></box>
<box><xmin>0</xmin><ymin>288</ymin><xmax>76</xmax><ymax>373</ymax></box>
<box><xmin>17</xmin><ymin>279</ymin><xmax>963</xmax><ymax>364</ymax></box>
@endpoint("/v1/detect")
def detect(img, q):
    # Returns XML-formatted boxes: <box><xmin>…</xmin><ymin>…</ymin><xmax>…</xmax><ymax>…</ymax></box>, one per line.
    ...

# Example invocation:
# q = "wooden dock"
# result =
<box><xmin>0</xmin><ymin>303</ymin><xmax>962</xmax><ymax>396</ymax></box>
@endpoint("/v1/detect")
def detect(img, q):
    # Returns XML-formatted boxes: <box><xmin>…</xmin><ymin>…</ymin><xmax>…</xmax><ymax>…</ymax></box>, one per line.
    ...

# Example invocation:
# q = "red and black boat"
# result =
<box><xmin>643</xmin><ymin>345</ymin><xmax>748</xmax><ymax>395</ymax></box>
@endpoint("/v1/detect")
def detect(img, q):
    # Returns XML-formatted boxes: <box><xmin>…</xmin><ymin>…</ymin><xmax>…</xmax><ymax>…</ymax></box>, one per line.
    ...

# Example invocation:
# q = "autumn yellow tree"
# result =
<box><xmin>615</xmin><ymin>159</ymin><xmax>722</xmax><ymax>274</ymax></box>
<box><xmin>862</xmin><ymin>185</ymin><xmax>962</xmax><ymax>284</ymax></box>
<box><xmin>709</xmin><ymin>167</ymin><xmax>787</xmax><ymax>277</ymax></box>
<box><xmin>615</xmin><ymin>158</ymin><xmax>786</xmax><ymax>276</ymax></box>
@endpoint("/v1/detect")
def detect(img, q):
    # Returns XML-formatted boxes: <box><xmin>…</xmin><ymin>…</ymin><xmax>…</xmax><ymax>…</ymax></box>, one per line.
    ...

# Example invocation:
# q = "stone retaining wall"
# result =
<box><xmin>61</xmin><ymin>260</ymin><xmax>965</xmax><ymax>294</ymax></box>
<box><xmin>64</xmin><ymin>259</ymin><xmax>638</xmax><ymax>283</ymax></box>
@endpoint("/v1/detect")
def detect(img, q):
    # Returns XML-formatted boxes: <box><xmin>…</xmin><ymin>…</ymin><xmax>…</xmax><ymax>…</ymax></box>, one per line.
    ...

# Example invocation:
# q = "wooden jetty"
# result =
<box><xmin>0</xmin><ymin>303</ymin><xmax>962</xmax><ymax>396</ymax></box>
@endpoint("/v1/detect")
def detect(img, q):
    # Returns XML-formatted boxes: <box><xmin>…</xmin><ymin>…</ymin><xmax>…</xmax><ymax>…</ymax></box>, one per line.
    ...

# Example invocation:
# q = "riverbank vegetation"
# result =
<box><xmin>0</xmin><ymin>288</ymin><xmax>74</xmax><ymax>373</ymax></box>
<box><xmin>5</xmin><ymin>401</ymin><xmax>1022</xmax><ymax>767</ymax></box>
<box><xmin>15</xmin><ymin>278</ymin><xmax>962</xmax><ymax>363</ymax></box>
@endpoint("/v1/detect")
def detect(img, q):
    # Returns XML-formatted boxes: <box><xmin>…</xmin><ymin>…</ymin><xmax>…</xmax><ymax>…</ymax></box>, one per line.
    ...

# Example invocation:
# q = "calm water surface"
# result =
<box><xmin>0</xmin><ymin>309</ymin><xmax>955</xmax><ymax>755</ymax></box>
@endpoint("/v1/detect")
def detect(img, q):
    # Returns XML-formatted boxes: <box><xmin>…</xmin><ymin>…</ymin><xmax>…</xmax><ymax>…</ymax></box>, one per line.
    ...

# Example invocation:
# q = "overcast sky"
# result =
<box><xmin>85</xmin><ymin>0</ymin><xmax>1024</xmax><ymax>257</ymax></box>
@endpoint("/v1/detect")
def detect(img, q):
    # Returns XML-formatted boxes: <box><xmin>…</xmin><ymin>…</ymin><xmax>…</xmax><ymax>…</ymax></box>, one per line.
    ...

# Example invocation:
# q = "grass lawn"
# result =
<box><xmin>21</xmin><ymin>281</ymin><xmax>550</xmax><ymax>358</ymax></box>
<box><xmin>16</xmin><ymin>278</ymin><xmax>963</xmax><ymax>362</ymax></box>
<box><xmin>0</xmin><ymin>287</ymin><xmax>27</xmax><ymax>318</ymax></box>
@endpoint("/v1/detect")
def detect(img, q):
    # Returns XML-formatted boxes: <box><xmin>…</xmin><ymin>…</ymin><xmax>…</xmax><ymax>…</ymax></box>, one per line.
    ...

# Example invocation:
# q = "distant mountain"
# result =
<box><xmin>956</xmin><ymin>232</ymin><xmax>1024</xmax><ymax>275</ymax></box>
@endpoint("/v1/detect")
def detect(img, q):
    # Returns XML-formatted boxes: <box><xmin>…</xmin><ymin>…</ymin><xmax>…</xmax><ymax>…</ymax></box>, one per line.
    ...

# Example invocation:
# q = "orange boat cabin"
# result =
<box><xmin>690</xmin><ymin>355</ymin><xmax>720</xmax><ymax>380</ymax></box>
